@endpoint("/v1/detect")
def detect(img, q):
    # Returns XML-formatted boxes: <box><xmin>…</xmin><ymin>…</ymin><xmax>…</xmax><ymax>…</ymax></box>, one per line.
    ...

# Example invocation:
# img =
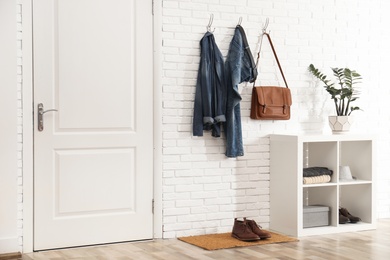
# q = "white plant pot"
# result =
<box><xmin>328</xmin><ymin>116</ymin><xmax>353</xmax><ymax>134</ymax></box>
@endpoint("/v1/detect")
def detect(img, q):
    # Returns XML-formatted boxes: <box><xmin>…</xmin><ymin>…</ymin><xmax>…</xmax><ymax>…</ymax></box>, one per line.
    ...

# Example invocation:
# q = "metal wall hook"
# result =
<box><xmin>262</xmin><ymin>17</ymin><xmax>270</xmax><ymax>34</ymax></box>
<box><xmin>237</xmin><ymin>17</ymin><xmax>242</xmax><ymax>26</ymax></box>
<box><xmin>207</xmin><ymin>14</ymin><xmax>215</xmax><ymax>32</ymax></box>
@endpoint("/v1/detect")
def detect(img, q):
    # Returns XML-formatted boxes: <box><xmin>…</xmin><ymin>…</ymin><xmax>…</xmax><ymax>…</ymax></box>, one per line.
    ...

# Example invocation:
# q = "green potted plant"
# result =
<box><xmin>308</xmin><ymin>64</ymin><xmax>362</xmax><ymax>133</ymax></box>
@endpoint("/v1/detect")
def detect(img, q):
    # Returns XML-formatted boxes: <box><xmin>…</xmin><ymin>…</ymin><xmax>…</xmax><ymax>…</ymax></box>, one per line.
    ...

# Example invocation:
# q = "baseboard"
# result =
<box><xmin>0</xmin><ymin>252</ymin><xmax>21</xmax><ymax>260</ymax></box>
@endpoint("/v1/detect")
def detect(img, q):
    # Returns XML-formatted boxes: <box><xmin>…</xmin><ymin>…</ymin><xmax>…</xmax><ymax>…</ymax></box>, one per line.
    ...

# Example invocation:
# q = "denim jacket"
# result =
<box><xmin>224</xmin><ymin>26</ymin><xmax>257</xmax><ymax>157</ymax></box>
<box><xmin>193</xmin><ymin>32</ymin><xmax>226</xmax><ymax>137</ymax></box>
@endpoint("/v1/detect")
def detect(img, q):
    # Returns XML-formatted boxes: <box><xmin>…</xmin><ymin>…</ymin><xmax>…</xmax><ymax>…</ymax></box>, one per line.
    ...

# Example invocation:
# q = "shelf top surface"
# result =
<box><xmin>270</xmin><ymin>133</ymin><xmax>374</xmax><ymax>142</ymax></box>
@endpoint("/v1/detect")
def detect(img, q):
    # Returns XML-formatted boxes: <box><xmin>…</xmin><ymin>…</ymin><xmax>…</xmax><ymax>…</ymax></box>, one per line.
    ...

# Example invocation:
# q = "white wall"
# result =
<box><xmin>1</xmin><ymin>0</ymin><xmax>389</xmax><ymax>253</ymax></box>
<box><xmin>160</xmin><ymin>0</ymin><xmax>390</xmax><ymax>238</ymax></box>
<box><xmin>0</xmin><ymin>0</ymin><xmax>19</xmax><ymax>254</ymax></box>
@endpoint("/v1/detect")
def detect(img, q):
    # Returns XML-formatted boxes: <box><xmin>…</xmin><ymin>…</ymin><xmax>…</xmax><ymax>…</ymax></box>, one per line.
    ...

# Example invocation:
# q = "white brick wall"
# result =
<box><xmin>161</xmin><ymin>0</ymin><xmax>390</xmax><ymax>238</ymax></box>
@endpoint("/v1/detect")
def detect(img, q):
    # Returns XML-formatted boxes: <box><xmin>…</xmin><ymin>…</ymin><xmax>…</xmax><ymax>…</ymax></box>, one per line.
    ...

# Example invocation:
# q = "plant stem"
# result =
<box><xmin>345</xmin><ymin>99</ymin><xmax>350</xmax><ymax>116</ymax></box>
<box><xmin>334</xmin><ymin>99</ymin><xmax>340</xmax><ymax>116</ymax></box>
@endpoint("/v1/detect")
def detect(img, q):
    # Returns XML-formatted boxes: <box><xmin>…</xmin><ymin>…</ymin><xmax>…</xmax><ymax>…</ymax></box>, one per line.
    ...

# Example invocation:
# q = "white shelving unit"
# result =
<box><xmin>269</xmin><ymin>134</ymin><xmax>376</xmax><ymax>237</ymax></box>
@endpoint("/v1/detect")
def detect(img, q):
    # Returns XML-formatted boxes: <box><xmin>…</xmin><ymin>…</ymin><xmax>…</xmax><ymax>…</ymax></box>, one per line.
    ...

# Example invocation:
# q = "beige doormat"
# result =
<box><xmin>178</xmin><ymin>231</ymin><xmax>298</xmax><ymax>250</ymax></box>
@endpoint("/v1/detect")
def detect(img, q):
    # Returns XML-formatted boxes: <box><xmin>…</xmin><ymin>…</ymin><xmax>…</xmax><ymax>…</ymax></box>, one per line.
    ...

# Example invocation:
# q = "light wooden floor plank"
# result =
<box><xmin>21</xmin><ymin>219</ymin><xmax>390</xmax><ymax>260</ymax></box>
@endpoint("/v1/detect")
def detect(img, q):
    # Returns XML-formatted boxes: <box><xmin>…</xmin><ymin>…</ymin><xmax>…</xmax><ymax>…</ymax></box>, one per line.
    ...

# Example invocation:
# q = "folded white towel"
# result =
<box><xmin>303</xmin><ymin>175</ymin><xmax>331</xmax><ymax>184</ymax></box>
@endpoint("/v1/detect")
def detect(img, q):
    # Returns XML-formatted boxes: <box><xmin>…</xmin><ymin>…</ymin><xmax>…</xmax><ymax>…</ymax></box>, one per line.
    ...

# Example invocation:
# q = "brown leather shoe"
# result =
<box><xmin>339</xmin><ymin>212</ymin><xmax>349</xmax><ymax>224</ymax></box>
<box><xmin>231</xmin><ymin>218</ymin><xmax>260</xmax><ymax>241</ymax></box>
<box><xmin>247</xmin><ymin>219</ymin><xmax>271</xmax><ymax>239</ymax></box>
<box><xmin>339</xmin><ymin>207</ymin><xmax>361</xmax><ymax>223</ymax></box>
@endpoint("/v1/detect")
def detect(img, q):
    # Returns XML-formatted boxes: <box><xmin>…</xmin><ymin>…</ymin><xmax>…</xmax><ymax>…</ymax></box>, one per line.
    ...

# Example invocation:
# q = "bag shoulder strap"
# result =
<box><xmin>236</xmin><ymin>25</ymin><xmax>258</xmax><ymax>83</ymax></box>
<box><xmin>255</xmin><ymin>32</ymin><xmax>289</xmax><ymax>89</ymax></box>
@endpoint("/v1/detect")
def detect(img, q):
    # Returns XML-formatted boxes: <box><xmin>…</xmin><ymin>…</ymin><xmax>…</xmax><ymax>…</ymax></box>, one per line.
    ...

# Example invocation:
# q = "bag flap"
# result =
<box><xmin>254</xmin><ymin>86</ymin><xmax>292</xmax><ymax>106</ymax></box>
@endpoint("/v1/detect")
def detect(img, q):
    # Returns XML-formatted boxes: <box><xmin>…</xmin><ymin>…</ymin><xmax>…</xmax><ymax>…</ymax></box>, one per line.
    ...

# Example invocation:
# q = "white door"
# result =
<box><xmin>33</xmin><ymin>0</ymin><xmax>154</xmax><ymax>250</ymax></box>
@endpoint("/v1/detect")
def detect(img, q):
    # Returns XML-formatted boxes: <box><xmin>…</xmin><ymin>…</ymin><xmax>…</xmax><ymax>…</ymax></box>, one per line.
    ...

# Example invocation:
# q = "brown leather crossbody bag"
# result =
<box><xmin>250</xmin><ymin>33</ymin><xmax>292</xmax><ymax>120</ymax></box>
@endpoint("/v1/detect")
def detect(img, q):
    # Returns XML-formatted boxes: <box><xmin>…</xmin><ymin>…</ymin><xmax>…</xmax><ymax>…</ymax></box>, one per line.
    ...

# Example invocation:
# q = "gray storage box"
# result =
<box><xmin>303</xmin><ymin>205</ymin><xmax>329</xmax><ymax>228</ymax></box>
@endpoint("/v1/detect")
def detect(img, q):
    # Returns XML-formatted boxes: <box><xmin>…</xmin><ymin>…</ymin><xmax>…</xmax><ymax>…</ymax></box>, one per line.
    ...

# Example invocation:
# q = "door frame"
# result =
<box><xmin>21</xmin><ymin>0</ymin><xmax>163</xmax><ymax>252</ymax></box>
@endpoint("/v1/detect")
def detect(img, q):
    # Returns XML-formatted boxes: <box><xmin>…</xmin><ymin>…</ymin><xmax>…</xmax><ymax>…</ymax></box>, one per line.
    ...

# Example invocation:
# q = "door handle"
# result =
<box><xmin>37</xmin><ymin>103</ymin><xmax>58</xmax><ymax>131</ymax></box>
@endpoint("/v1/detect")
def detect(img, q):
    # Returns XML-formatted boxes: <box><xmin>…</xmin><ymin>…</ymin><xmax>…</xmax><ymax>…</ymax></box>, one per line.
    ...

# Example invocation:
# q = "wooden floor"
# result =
<box><xmin>22</xmin><ymin>219</ymin><xmax>390</xmax><ymax>260</ymax></box>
